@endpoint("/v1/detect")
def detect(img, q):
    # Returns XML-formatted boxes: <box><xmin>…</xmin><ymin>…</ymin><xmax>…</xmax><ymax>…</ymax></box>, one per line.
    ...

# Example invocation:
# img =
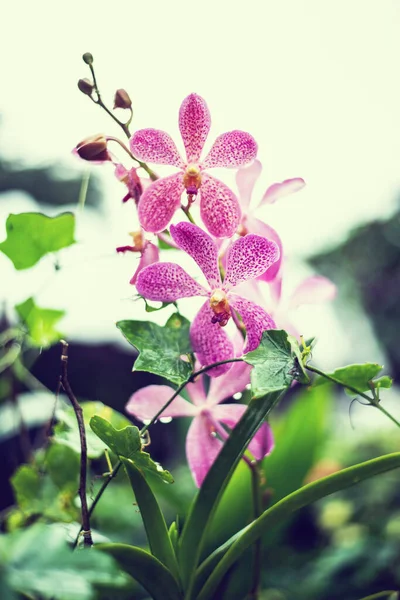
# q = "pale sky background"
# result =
<box><xmin>1</xmin><ymin>0</ymin><xmax>399</xmax><ymax>369</ymax></box>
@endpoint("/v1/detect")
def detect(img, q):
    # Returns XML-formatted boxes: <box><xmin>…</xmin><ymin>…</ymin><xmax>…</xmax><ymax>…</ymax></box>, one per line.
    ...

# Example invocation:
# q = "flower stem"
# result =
<box><xmin>75</xmin><ymin>356</ymin><xmax>245</xmax><ymax>541</ymax></box>
<box><xmin>86</xmin><ymin>60</ymin><xmax>157</xmax><ymax>181</ymax></box>
<box><xmin>306</xmin><ymin>364</ymin><xmax>400</xmax><ymax>429</ymax></box>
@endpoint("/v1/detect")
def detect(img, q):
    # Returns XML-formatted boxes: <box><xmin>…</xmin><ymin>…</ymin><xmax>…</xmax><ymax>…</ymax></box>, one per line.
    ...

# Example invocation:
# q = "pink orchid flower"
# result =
<box><xmin>130</xmin><ymin>94</ymin><xmax>258</xmax><ymax>238</ymax></box>
<box><xmin>126</xmin><ymin>361</ymin><xmax>274</xmax><ymax>487</ymax></box>
<box><xmin>136</xmin><ymin>222</ymin><xmax>279</xmax><ymax>377</ymax></box>
<box><xmin>241</xmin><ymin>273</ymin><xmax>336</xmax><ymax>339</ymax></box>
<box><xmin>236</xmin><ymin>160</ymin><xmax>305</xmax><ymax>281</ymax></box>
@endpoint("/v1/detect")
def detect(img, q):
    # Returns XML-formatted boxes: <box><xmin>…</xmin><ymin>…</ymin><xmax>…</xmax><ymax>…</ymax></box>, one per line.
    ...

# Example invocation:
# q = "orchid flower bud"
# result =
<box><xmin>78</xmin><ymin>78</ymin><xmax>94</xmax><ymax>96</ymax></box>
<box><xmin>74</xmin><ymin>134</ymin><xmax>111</xmax><ymax>162</ymax></box>
<box><xmin>113</xmin><ymin>89</ymin><xmax>132</xmax><ymax>110</ymax></box>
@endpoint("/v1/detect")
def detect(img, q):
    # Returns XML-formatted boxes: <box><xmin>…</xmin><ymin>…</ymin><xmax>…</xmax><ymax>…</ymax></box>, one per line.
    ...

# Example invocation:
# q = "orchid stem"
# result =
<box><xmin>306</xmin><ymin>364</ymin><xmax>400</xmax><ymax>429</ymax></box>
<box><xmin>75</xmin><ymin>356</ymin><xmax>245</xmax><ymax>541</ymax></box>
<box><xmin>86</xmin><ymin>58</ymin><xmax>157</xmax><ymax>181</ymax></box>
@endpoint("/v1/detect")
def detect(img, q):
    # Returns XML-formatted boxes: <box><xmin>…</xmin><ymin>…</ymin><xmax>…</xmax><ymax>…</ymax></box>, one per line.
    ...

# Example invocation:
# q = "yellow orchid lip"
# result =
<box><xmin>210</xmin><ymin>289</ymin><xmax>231</xmax><ymax>327</ymax></box>
<box><xmin>183</xmin><ymin>164</ymin><xmax>202</xmax><ymax>195</ymax></box>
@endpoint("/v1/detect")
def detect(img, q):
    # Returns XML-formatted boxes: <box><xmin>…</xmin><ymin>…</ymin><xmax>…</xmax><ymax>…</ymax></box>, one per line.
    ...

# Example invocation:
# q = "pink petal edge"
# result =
<box><xmin>179</xmin><ymin>94</ymin><xmax>211</xmax><ymax>163</ymax></box>
<box><xmin>170</xmin><ymin>222</ymin><xmax>221</xmax><ymax>289</ymax></box>
<box><xmin>130</xmin><ymin>128</ymin><xmax>185</xmax><ymax>168</ymax></box>
<box><xmin>202</xmin><ymin>130</ymin><xmax>258</xmax><ymax>169</ymax></box>
<box><xmin>223</xmin><ymin>234</ymin><xmax>279</xmax><ymax>290</ymax></box>
<box><xmin>199</xmin><ymin>173</ymin><xmax>241</xmax><ymax>238</ymax></box>
<box><xmin>126</xmin><ymin>385</ymin><xmax>197</xmax><ymax>421</ymax></box>
<box><xmin>138</xmin><ymin>173</ymin><xmax>184</xmax><ymax>233</ymax></box>
<box><xmin>136</xmin><ymin>262</ymin><xmax>208</xmax><ymax>302</ymax></box>
<box><xmin>258</xmin><ymin>177</ymin><xmax>306</xmax><ymax>207</ymax></box>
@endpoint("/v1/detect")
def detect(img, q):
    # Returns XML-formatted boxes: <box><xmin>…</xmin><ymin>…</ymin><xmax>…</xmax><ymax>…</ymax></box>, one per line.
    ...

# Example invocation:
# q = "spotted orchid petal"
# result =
<box><xmin>212</xmin><ymin>404</ymin><xmax>274</xmax><ymax>460</ymax></box>
<box><xmin>229</xmin><ymin>293</ymin><xmax>276</xmax><ymax>353</ymax></box>
<box><xmin>288</xmin><ymin>276</ymin><xmax>337</xmax><ymax>309</ymax></box>
<box><xmin>199</xmin><ymin>173</ymin><xmax>241</xmax><ymax>238</ymax></box>
<box><xmin>186</xmin><ymin>414</ymin><xmax>223</xmax><ymax>487</ymax></box>
<box><xmin>179</xmin><ymin>94</ymin><xmax>211</xmax><ymax>163</ymax></box>
<box><xmin>129</xmin><ymin>241</ymin><xmax>160</xmax><ymax>285</ymax></box>
<box><xmin>202</xmin><ymin>131</ymin><xmax>258</xmax><ymax>169</ymax></box>
<box><xmin>243</xmin><ymin>215</ymin><xmax>283</xmax><ymax>282</ymax></box>
<box><xmin>236</xmin><ymin>159</ymin><xmax>262</xmax><ymax>211</ymax></box>
<box><xmin>136</xmin><ymin>262</ymin><xmax>208</xmax><ymax>302</ymax></box>
<box><xmin>170</xmin><ymin>222</ymin><xmax>221</xmax><ymax>289</ymax></box>
<box><xmin>190</xmin><ymin>301</ymin><xmax>235</xmax><ymax>377</ymax></box>
<box><xmin>138</xmin><ymin>173</ymin><xmax>184</xmax><ymax>233</ymax></box>
<box><xmin>126</xmin><ymin>385</ymin><xmax>197</xmax><ymax>421</ymax></box>
<box><xmin>130</xmin><ymin>128</ymin><xmax>185</xmax><ymax>168</ymax></box>
<box><xmin>258</xmin><ymin>177</ymin><xmax>306</xmax><ymax>208</ymax></box>
<box><xmin>223</xmin><ymin>234</ymin><xmax>279</xmax><ymax>290</ymax></box>
<box><xmin>207</xmin><ymin>360</ymin><xmax>251</xmax><ymax>406</ymax></box>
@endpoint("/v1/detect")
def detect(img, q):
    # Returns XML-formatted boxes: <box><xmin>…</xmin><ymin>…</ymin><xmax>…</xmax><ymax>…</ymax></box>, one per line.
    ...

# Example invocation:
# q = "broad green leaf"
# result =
<box><xmin>196</xmin><ymin>452</ymin><xmax>400</xmax><ymax>600</ymax></box>
<box><xmin>316</xmin><ymin>363</ymin><xmax>392</xmax><ymax>394</ymax></box>
<box><xmin>0</xmin><ymin>212</ymin><xmax>75</xmax><ymax>270</ymax></box>
<box><xmin>54</xmin><ymin>401</ymin><xmax>131</xmax><ymax>459</ymax></box>
<box><xmin>90</xmin><ymin>416</ymin><xmax>173</xmax><ymax>483</ymax></box>
<box><xmin>373</xmin><ymin>375</ymin><xmax>393</xmax><ymax>389</ymax></box>
<box><xmin>98</xmin><ymin>543</ymin><xmax>182</xmax><ymax>600</ymax></box>
<box><xmin>11</xmin><ymin>465</ymin><xmax>41</xmax><ymax>514</ymax></box>
<box><xmin>178</xmin><ymin>390</ymin><xmax>285</xmax><ymax>596</ymax></box>
<box><xmin>3</xmin><ymin>523</ymin><xmax>128</xmax><ymax>599</ymax></box>
<box><xmin>10</xmin><ymin>463</ymin><xmax>78</xmax><ymax>525</ymax></box>
<box><xmin>45</xmin><ymin>443</ymin><xmax>79</xmax><ymax>492</ymax></box>
<box><xmin>116</xmin><ymin>313</ymin><xmax>193</xmax><ymax>385</ymax></box>
<box><xmin>15</xmin><ymin>297</ymin><xmax>65</xmax><ymax>347</ymax></box>
<box><xmin>122</xmin><ymin>459</ymin><xmax>180</xmax><ymax>582</ymax></box>
<box><xmin>90</xmin><ymin>415</ymin><xmax>141</xmax><ymax>457</ymax></box>
<box><xmin>244</xmin><ymin>330</ymin><xmax>304</xmax><ymax>398</ymax></box>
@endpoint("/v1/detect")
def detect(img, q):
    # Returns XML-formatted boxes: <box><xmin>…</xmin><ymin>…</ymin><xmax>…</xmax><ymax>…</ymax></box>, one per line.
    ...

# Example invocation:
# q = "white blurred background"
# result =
<box><xmin>1</xmin><ymin>0</ymin><xmax>399</xmax><ymax>371</ymax></box>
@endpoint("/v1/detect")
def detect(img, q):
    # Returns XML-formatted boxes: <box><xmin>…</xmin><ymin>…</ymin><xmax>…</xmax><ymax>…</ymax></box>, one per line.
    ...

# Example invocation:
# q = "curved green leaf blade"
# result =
<box><xmin>15</xmin><ymin>297</ymin><xmax>65</xmax><ymax>347</ymax></box>
<box><xmin>178</xmin><ymin>390</ymin><xmax>285</xmax><ymax>595</ymax></box>
<box><xmin>0</xmin><ymin>212</ymin><xmax>75</xmax><ymax>270</ymax></box>
<box><xmin>90</xmin><ymin>415</ymin><xmax>173</xmax><ymax>483</ymax></box>
<box><xmin>116</xmin><ymin>313</ymin><xmax>192</xmax><ymax>385</ymax></box>
<box><xmin>196</xmin><ymin>452</ymin><xmax>400</xmax><ymax>600</ymax></box>
<box><xmin>98</xmin><ymin>543</ymin><xmax>182</xmax><ymax>600</ymax></box>
<box><xmin>122</xmin><ymin>459</ymin><xmax>180</xmax><ymax>584</ymax></box>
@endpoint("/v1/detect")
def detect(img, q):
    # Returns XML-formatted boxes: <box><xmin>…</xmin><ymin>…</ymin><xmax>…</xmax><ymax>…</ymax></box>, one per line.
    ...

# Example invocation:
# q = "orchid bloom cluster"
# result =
<box><xmin>75</xmin><ymin>91</ymin><xmax>336</xmax><ymax>486</ymax></box>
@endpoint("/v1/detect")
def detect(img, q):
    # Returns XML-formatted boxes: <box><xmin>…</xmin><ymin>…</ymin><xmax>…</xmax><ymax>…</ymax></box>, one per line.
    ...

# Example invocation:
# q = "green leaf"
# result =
<box><xmin>45</xmin><ymin>443</ymin><xmax>79</xmax><ymax>492</ymax></box>
<box><xmin>116</xmin><ymin>313</ymin><xmax>193</xmax><ymax>385</ymax></box>
<box><xmin>15</xmin><ymin>297</ymin><xmax>65</xmax><ymax>347</ymax></box>
<box><xmin>196</xmin><ymin>452</ymin><xmax>400</xmax><ymax>600</ymax></box>
<box><xmin>2</xmin><ymin>523</ymin><xmax>128</xmax><ymax>599</ymax></box>
<box><xmin>90</xmin><ymin>416</ymin><xmax>173</xmax><ymax>483</ymax></box>
<box><xmin>317</xmin><ymin>363</ymin><xmax>388</xmax><ymax>394</ymax></box>
<box><xmin>98</xmin><ymin>543</ymin><xmax>182</xmax><ymax>600</ymax></box>
<box><xmin>244</xmin><ymin>330</ymin><xmax>305</xmax><ymax>398</ymax></box>
<box><xmin>90</xmin><ymin>415</ymin><xmax>141</xmax><ymax>457</ymax></box>
<box><xmin>373</xmin><ymin>375</ymin><xmax>393</xmax><ymax>389</ymax></box>
<box><xmin>0</xmin><ymin>212</ymin><xmax>75</xmax><ymax>270</ymax></box>
<box><xmin>54</xmin><ymin>400</ymin><xmax>131</xmax><ymax>459</ymax></box>
<box><xmin>11</xmin><ymin>465</ymin><xmax>41</xmax><ymax>514</ymax></box>
<box><xmin>122</xmin><ymin>459</ymin><xmax>180</xmax><ymax>582</ymax></box>
<box><xmin>178</xmin><ymin>390</ymin><xmax>285</xmax><ymax>596</ymax></box>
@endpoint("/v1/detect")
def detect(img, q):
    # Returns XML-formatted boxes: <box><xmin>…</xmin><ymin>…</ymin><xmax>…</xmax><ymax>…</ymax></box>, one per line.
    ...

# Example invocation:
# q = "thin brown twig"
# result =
<box><xmin>59</xmin><ymin>340</ymin><xmax>93</xmax><ymax>547</ymax></box>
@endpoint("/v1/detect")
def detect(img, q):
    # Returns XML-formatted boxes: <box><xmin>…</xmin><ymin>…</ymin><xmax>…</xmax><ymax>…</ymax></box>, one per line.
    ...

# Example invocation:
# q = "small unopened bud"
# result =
<box><xmin>78</xmin><ymin>78</ymin><xmax>94</xmax><ymax>96</ymax></box>
<box><xmin>113</xmin><ymin>88</ymin><xmax>132</xmax><ymax>110</ymax></box>
<box><xmin>74</xmin><ymin>134</ymin><xmax>111</xmax><ymax>162</ymax></box>
<box><xmin>82</xmin><ymin>52</ymin><xmax>94</xmax><ymax>65</ymax></box>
